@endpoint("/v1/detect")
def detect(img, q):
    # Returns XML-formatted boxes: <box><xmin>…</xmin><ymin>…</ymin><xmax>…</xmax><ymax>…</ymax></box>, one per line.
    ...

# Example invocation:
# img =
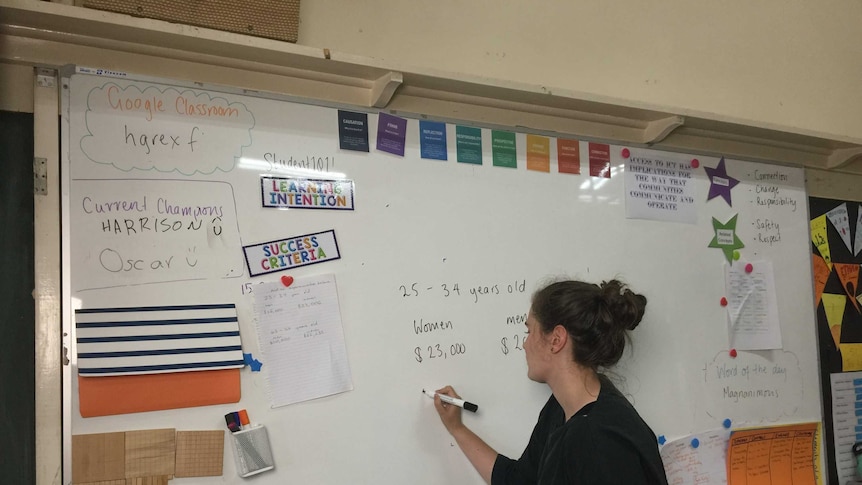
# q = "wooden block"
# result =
<box><xmin>72</xmin><ymin>432</ymin><xmax>125</xmax><ymax>483</ymax></box>
<box><xmin>124</xmin><ymin>477</ymin><xmax>171</xmax><ymax>485</ymax></box>
<box><xmin>175</xmin><ymin>430</ymin><xmax>225</xmax><ymax>477</ymax></box>
<box><xmin>124</xmin><ymin>429</ymin><xmax>176</xmax><ymax>478</ymax></box>
<box><xmin>73</xmin><ymin>480</ymin><xmax>125</xmax><ymax>485</ymax></box>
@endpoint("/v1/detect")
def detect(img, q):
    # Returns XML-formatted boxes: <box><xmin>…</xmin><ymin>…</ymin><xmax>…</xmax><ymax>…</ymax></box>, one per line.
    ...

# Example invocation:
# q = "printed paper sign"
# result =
<box><xmin>526</xmin><ymin>134</ymin><xmax>550</xmax><ymax>172</ymax></box>
<box><xmin>625</xmin><ymin>150</ymin><xmax>697</xmax><ymax>224</ymax></box>
<box><xmin>588</xmin><ymin>142</ymin><xmax>610</xmax><ymax>178</ymax></box>
<box><xmin>419</xmin><ymin>120</ymin><xmax>447</xmax><ymax>160</ymax></box>
<box><xmin>260</xmin><ymin>177</ymin><xmax>355</xmax><ymax>210</ymax></box>
<box><xmin>491</xmin><ymin>130</ymin><xmax>516</xmax><ymax>168</ymax></box>
<box><xmin>456</xmin><ymin>125</ymin><xmax>483</xmax><ymax>164</ymax></box>
<box><xmin>243</xmin><ymin>229</ymin><xmax>341</xmax><ymax>277</ymax></box>
<box><xmin>338</xmin><ymin>110</ymin><xmax>369</xmax><ymax>152</ymax></box>
<box><xmin>376</xmin><ymin>112</ymin><xmax>407</xmax><ymax>156</ymax></box>
<box><xmin>557</xmin><ymin>138</ymin><xmax>580</xmax><ymax>174</ymax></box>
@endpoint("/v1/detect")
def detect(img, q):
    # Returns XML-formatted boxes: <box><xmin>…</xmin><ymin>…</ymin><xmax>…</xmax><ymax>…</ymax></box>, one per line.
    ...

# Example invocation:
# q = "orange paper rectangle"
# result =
<box><xmin>727</xmin><ymin>422</ymin><xmax>819</xmax><ymax>485</ymax></box>
<box><xmin>78</xmin><ymin>368</ymin><xmax>240</xmax><ymax>417</ymax></box>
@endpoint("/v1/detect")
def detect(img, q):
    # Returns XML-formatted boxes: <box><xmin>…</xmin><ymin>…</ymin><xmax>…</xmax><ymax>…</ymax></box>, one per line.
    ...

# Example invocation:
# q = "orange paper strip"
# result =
<box><xmin>78</xmin><ymin>368</ymin><xmax>240</xmax><ymax>417</ymax></box>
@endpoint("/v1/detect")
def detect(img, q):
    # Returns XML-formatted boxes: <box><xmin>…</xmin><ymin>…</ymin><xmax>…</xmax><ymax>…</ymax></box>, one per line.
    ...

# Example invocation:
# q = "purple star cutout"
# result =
<box><xmin>704</xmin><ymin>157</ymin><xmax>740</xmax><ymax>206</ymax></box>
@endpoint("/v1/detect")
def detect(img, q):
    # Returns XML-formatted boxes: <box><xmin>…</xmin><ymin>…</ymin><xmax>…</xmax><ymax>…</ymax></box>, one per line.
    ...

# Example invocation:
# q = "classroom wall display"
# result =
<box><xmin>63</xmin><ymin>71</ymin><xmax>822</xmax><ymax>484</ymax></box>
<box><xmin>809</xmin><ymin>197</ymin><xmax>862</xmax><ymax>485</ymax></box>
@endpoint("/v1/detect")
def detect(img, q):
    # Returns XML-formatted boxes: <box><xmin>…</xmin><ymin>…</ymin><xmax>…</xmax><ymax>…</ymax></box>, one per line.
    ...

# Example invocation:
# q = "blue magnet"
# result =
<box><xmin>691</xmin><ymin>438</ymin><xmax>700</xmax><ymax>449</ymax></box>
<box><xmin>657</xmin><ymin>435</ymin><xmax>666</xmax><ymax>445</ymax></box>
<box><xmin>723</xmin><ymin>418</ymin><xmax>732</xmax><ymax>429</ymax></box>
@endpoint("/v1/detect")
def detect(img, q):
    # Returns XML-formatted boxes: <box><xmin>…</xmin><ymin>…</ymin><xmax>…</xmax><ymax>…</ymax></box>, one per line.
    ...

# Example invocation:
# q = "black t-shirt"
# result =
<box><xmin>491</xmin><ymin>376</ymin><xmax>668</xmax><ymax>485</ymax></box>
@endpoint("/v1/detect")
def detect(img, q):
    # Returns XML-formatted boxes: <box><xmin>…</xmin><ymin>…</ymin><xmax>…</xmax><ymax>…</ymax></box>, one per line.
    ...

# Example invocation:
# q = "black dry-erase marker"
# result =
<box><xmin>423</xmin><ymin>389</ymin><xmax>479</xmax><ymax>412</ymax></box>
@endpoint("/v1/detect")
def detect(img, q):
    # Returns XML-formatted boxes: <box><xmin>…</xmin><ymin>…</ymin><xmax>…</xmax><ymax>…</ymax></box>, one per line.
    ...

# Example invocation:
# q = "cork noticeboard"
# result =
<box><xmin>82</xmin><ymin>0</ymin><xmax>300</xmax><ymax>43</ymax></box>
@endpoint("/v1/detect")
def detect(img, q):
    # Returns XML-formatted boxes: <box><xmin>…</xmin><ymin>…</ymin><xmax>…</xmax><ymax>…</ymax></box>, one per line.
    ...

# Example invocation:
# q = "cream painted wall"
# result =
<box><xmin>0</xmin><ymin>63</ymin><xmax>33</xmax><ymax>113</ymax></box>
<box><xmin>807</xmin><ymin>168</ymin><xmax>862</xmax><ymax>200</ymax></box>
<box><xmin>298</xmin><ymin>0</ymin><xmax>862</xmax><ymax>143</ymax></box>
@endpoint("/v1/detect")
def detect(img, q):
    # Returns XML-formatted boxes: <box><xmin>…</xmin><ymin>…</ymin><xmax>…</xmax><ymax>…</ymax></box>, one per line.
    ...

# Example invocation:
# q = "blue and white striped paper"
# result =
<box><xmin>75</xmin><ymin>304</ymin><xmax>244</xmax><ymax>377</ymax></box>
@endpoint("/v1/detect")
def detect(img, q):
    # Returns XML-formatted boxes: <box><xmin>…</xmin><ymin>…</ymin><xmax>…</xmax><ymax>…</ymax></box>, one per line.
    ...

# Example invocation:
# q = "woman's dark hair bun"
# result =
<box><xmin>599</xmin><ymin>279</ymin><xmax>647</xmax><ymax>331</ymax></box>
<box><xmin>530</xmin><ymin>277</ymin><xmax>647</xmax><ymax>369</ymax></box>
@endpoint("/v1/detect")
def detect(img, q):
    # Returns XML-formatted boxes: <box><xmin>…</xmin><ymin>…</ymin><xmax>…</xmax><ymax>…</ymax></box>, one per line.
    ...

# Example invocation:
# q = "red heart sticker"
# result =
<box><xmin>281</xmin><ymin>275</ymin><xmax>294</xmax><ymax>287</ymax></box>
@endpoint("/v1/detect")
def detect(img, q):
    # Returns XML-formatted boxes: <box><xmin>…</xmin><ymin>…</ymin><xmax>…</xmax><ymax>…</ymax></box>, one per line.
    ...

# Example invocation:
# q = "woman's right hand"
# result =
<box><xmin>429</xmin><ymin>385</ymin><xmax>497</xmax><ymax>483</ymax></box>
<box><xmin>433</xmin><ymin>385</ymin><xmax>465</xmax><ymax>434</ymax></box>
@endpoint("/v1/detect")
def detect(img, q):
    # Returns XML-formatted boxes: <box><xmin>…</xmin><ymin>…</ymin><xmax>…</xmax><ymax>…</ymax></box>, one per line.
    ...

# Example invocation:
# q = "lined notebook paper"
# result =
<box><xmin>75</xmin><ymin>304</ymin><xmax>244</xmax><ymax>376</ymax></box>
<box><xmin>253</xmin><ymin>273</ymin><xmax>353</xmax><ymax>407</ymax></box>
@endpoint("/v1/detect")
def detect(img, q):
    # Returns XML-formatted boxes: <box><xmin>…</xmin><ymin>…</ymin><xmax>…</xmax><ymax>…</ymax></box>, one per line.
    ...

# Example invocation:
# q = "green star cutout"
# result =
<box><xmin>709</xmin><ymin>214</ymin><xmax>744</xmax><ymax>264</ymax></box>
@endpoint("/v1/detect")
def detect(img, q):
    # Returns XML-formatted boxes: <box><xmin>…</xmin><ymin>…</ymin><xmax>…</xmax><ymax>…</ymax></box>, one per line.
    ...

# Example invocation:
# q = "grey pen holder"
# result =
<box><xmin>230</xmin><ymin>425</ymin><xmax>275</xmax><ymax>478</ymax></box>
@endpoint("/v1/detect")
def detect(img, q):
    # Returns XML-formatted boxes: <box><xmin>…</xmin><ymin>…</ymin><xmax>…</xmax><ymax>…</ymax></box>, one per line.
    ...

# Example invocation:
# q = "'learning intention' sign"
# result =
<box><xmin>260</xmin><ymin>177</ymin><xmax>355</xmax><ymax>210</ymax></box>
<box><xmin>243</xmin><ymin>230</ymin><xmax>341</xmax><ymax>277</ymax></box>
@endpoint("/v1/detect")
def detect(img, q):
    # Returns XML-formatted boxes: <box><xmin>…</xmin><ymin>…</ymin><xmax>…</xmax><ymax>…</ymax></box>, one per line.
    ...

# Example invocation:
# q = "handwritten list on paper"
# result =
<box><xmin>724</xmin><ymin>260</ymin><xmax>782</xmax><ymax>350</ymax></box>
<box><xmin>253</xmin><ymin>274</ymin><xmax>353</xmax><ymax>408</ymax></box>
<box><xmin>661</xmin><ymin>429</ymin><xmax>730</xmax><ymax>485</ymax></box>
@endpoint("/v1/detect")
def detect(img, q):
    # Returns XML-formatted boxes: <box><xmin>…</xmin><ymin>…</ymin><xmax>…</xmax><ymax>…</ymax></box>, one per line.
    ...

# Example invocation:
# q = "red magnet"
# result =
<box><xmin>720</xmin><ymin>297</ymin><xmax>728</xmax><ymax>306</ymax></box>
<box><xmin>729</xmin><ymin>349</ymin><xmax>737</xmax><ymax>358</ymax></box>
<box><xmin>691</xmin><ymin>158</ymin><xmax>700</xmax><ymax>168</ymax></box>
<box><xmin>621</xmin><ymin>148</ymin><xmax>630</xmax><ymax>159</ymax></box>
<box><xmin>281</xmin><ymin>275</ymin><xmax>294</xmax><ymax>287</ymax></box>
<box><xmin>745</xmin><ymin>263</ymin><xmax>753</xmax><ymax>273</ymax></box>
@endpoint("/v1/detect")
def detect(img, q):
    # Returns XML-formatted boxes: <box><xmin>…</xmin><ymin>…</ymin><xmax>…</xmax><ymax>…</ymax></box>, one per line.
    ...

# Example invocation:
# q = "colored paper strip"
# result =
<box><xmin>419</xmin><ymin>120</ymin><xmax>448</xmax><ymax>160</ymax></box>
<box><xmin>588</xmin><ymin>142</ymin><xmax>611</xmax><ymax>178</ymax></box>
<box><xmin>376</xmin><ymin>112</ymin><xmax>407</xmax><ymax>156</ymax></box>
<box><xmin>337</xmin><ymin>110</ymin><xmax>369</xmax><ymax>152</ymax></box>
<box><xmin>456</xmin><ymin>126</ymin><xmax>483</xmax><ymax>164</ymax></box>
<box><xmin>491</xmin><ymin>130</ymin><xmax>517</xmax><ymax>168</ymax></box>
<box><xmin>525</xmin><ymin>134</ymin><xmax>550</xmax><ymax>172</ymax></box>
<box><xmin>557</xmin><ymin>138</ymin><xmax>580</xmax><ymax>174</ymax></box>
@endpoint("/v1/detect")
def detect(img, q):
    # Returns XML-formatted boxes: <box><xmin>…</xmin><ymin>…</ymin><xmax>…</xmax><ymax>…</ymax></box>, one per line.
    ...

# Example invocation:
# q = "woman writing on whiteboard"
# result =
<box><xmin>431</xmin><ymin>279</ymin><xmax>668</xmax><ymax>484</ymax></box>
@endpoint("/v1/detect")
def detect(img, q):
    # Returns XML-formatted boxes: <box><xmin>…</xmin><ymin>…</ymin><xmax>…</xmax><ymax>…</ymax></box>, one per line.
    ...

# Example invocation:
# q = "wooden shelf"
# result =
<box><xmin>2</xmin><ymin>0</ymin><xmax>861</xmax><ymax>173</ymax></box>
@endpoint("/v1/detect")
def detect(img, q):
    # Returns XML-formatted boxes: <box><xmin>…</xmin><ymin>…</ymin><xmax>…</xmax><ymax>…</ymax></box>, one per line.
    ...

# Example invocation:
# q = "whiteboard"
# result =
<box><xmin>63</xmin><ymin>72</ymin><xmax>822</xmax><ymax>484</ymax></box>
